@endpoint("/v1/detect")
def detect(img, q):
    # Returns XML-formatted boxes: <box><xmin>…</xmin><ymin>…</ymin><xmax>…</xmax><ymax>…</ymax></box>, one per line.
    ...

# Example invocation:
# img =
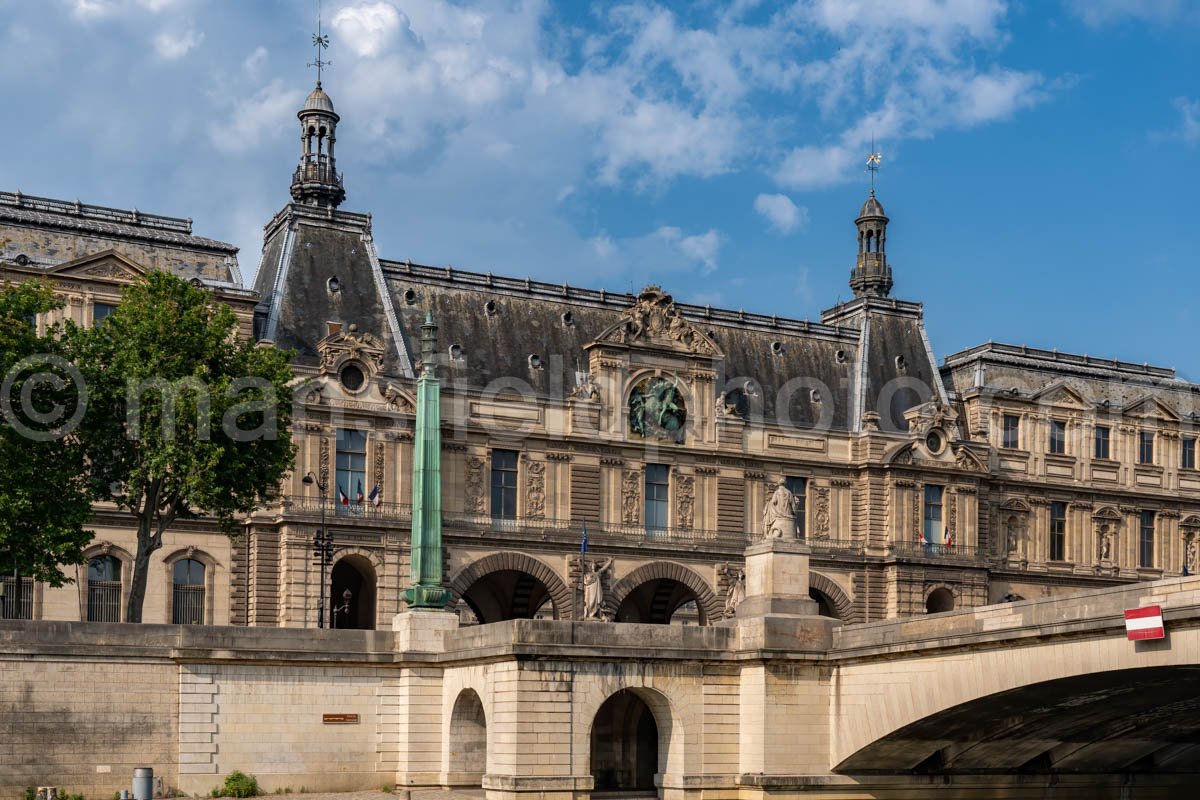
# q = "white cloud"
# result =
<box><xmin>598</xmin><ymin>102</ymin><xmax>741</xmax><ymax>186</ymax></box>
<box><xmin>754</xmin><ymin>193</ymin><xmax>809</xmax><ymax>234</ymax></box>
<box><xmin>154</xmin><ymin>29</ymin><xmax>203</xmax><ymax>60</ymax></box>
<box><xmin>776</xmin><ymin>144</ymin><xmax>859</xmax><ymax>190</ymax></box>
<box><xmin>242</xmin><ymin>46</ymin><xmax>268</xmax><ymax>78</ymax></box>
<box><xmin>657</xmin><ymin>226</ymin><xmax>723</xmax><ymax>274</ymax></box>
<box><xmin>69</xmin><ymin>0</ymin><xmax>115</xmax><ymax>19</ymax></box>
<box><xmin>1066</xmin><ymin>0</ymin><xmax>1186</xmax><ymax>27</ymax></box>
<box><xmin>332</xmin><ymin>2</ymin><xmax>405</xmax><ymax>59</ymax></box>
<box><xmin>590</xmin><ymin>233</ymin><xmax>616</xmax><ymax>259</ymax></box>
<box><xmin>212</xmin><ymin>79</ymin><xmax>305</xmax><ymax>153</ymax></box>
<box><xmin>1176</xmin><ymin>97</ymin><xmax>1200</xmax><ymax>142</ymax></box>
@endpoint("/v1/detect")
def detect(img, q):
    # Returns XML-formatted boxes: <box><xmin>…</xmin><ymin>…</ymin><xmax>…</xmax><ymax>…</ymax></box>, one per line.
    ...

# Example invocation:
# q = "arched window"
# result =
<box><xmin>172</xmin><ymin>559</ymin><xmax>206</xmax><ymax>625</ymax></box>
<box><xmin>87</xmin><ymin>555</ymin><xmax>122</xmax><ymax>622</ymax></box>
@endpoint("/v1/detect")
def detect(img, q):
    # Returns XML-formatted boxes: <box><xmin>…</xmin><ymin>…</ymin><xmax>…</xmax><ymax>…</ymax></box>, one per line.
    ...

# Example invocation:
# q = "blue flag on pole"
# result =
<box><xmin>581</xmin><ymin>522</ymin><xmax>588</xmax><ymax>556</ymax></box>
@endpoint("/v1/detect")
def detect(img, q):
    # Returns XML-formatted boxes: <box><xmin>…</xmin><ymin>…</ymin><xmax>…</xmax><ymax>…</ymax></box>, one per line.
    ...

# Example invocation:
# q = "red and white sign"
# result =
<box><xmin>1124</xmin><ymin>605</ymin><xmax>1164</xmax><ymax>641</ymax></box>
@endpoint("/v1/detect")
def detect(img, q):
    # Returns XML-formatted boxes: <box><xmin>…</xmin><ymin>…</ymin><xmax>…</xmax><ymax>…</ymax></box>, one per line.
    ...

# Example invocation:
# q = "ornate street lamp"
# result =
<box><xmin>331</xmin><ymin>588</ymin><xmax>351</xmax><ymax>629</ymax></box>
<box><xmin>301</xmin><ymin>471</ymin><xmax>333</xmax><ymax>628</ymax></box>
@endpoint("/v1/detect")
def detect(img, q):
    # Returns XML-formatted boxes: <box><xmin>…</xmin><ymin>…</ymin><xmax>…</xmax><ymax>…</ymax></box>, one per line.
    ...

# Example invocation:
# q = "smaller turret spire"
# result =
<box><xmin>849</xmin><ymin>144</ymin><xmax>892</xmax><ymax>298</ymax></box>
<box><xmin>291</xmin><ymin>13</ymin><xmax>345</xmax><ymax>208</ymax></box>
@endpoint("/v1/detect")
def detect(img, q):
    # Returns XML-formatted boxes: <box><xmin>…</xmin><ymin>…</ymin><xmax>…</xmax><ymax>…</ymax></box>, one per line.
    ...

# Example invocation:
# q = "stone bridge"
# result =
<box><xmin>4</xmin><ymin>550</ymin><xmax>1200</xmax><ymax>799</ymax></box>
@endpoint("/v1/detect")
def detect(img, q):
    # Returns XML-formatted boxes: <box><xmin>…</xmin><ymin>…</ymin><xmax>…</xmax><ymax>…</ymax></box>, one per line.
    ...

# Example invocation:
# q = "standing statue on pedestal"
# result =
<box><xmin>762</xmin><ymin>479</ymin><xmax>799</xmax><ymax>539</ymax></box>
<box><xmin>582</xmin><ymin>557</ymin><xmax>614</xmax><ymax>620</ymax></box>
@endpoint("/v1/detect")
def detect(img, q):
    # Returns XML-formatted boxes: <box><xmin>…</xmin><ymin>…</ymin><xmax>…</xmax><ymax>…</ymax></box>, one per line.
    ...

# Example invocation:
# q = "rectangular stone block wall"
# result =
<box><xmin>0</xmin><ymin>656</ymin><xmax>178</xmax><ymax>799</ymax></box>
<box><xmin>179</xmin><ymin>663</ymin><xmax>389</xmax><ymax>796</ymax></box>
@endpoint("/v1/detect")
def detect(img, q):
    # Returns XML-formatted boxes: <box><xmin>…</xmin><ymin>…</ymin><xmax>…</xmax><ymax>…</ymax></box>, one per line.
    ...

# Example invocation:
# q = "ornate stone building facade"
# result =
<box><xmin>5</xmin><ymin>78</ymin><xmax>1200</xmax><ymax>629</ymax></box>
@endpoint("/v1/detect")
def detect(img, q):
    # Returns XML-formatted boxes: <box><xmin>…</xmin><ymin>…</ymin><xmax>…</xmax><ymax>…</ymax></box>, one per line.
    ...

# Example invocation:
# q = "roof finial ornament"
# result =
<box><xmin>308</xmin><ymin>1</ymin><xmax>330</xmax><ymax>87</ymax></box>
<box><xmin>865</xmin><ymin>135</ymin><xmax>882</xmax><ymax>195</ymax></box>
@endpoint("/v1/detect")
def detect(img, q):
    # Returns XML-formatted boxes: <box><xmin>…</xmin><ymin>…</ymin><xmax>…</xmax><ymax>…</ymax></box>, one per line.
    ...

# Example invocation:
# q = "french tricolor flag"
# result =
<box><xmin>1124</xmin><ymin>605</ymin><xmax>1164</xmax><ymax>641</ymax></box>
<box><xmin>338</xmin><ymin>484</ymin><xmax>350</xmax><ymax>506</ymax></box>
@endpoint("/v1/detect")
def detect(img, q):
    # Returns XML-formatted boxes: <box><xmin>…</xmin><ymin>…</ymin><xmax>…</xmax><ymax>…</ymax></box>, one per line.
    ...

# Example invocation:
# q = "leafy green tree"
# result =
<box><xmin>66</xmin><ymin>271</ymin><xmax>296</xmax><ymax>622</ymax></box>
<box><xmin>0</xmin><ymin>280</ymin><xmax>93</xmax><ymax>597</ymax></box>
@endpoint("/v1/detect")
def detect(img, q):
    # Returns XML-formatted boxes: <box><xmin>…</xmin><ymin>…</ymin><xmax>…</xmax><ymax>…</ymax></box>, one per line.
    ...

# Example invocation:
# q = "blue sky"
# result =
<box><xmin>3</xmin><ymin>1</ymin><xmax>1198</xmax><ymax>375</ymax></box>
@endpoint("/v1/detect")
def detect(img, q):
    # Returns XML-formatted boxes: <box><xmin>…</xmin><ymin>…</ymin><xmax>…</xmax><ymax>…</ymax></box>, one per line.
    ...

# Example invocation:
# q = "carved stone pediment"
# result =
<box><xmin>47</xmin><ymin>249</ymin><xmax>146</xmax><ymax>282</ymax></box>
<box><xmin>1000</xmin><ymin>497</ymin><xmax>1031</xmax><ymax>514</ymax></box>
<box><xmin>380</xmin><ymin>381</ymin><xmax>416</xmax><ymax>414</ymax></box>
<box><xmin>1031</xmin><ymin>381</ymin><xmax>1089</xmax><ymax>408</ymax></box>
<box><xmin>904</xmin><ymin>400</ymin><xmax>959</xmax><ymax>440</ymax></box>
<box><xmin>1092</xmin><ymin>505</ymin><xmax>1122</xmax><ymax>522</ymax></box>
<box><xmin>591</xmin><ymin>286</ymin><xmax>722</xmax><ymax>357</ymax></box>
<box><xmin>953</xmin><ymin>445</ymin><xmax>987</xmax><ymax>472</ymax></box>
<box><xmin>317</xmin><ymin>325</ymin><xmax>386</xmax><ymax>375</ymax></box>
<box><xmin>1122</xmin><ymin>395</ymin><xmax>1180</xmax><ymax>422</ymax></box>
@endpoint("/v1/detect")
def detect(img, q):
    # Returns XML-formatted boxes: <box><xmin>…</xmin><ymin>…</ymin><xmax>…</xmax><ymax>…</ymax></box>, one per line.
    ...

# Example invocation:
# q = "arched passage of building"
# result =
<box><xmin>926</xmin><ymin>586</ymin><xmax>955</xmax><ymax>614</ymax></box>
<box><xmin>836</xmin><ymin>666</ymin><xmax>1200</xmax><ymax>774</ymax></box>
<box><xmin>590</xmin><ymin>689</ymin><xmax>663</xmax><ymax>794</ymax></box>
<box><xmin>809</xmin><ymin>571</ymin><xmax>854</xmax><ymax>622</ymax></box>
<box><xmin>330</xmin><ymin>555</ymin><xmax>376</xmax><ymax>629</ymax></box>
<box><xmin>608</xmin><ymin>562</ymin><xmax>720</xmax><ymax>625</ymax></box>
<box><xmin>448</xmin><ymin>552</ymin><xmax>572</xmax><ymax>623</ymax></box>
<box><xmin>446</xmin><ymin>689</ymin><xmax>487</xmax><ymax>787</ymax></box>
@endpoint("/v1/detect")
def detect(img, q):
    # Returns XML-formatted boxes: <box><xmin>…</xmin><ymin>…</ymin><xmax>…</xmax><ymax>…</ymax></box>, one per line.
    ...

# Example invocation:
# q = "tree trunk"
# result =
<box><xmin>125</xmin><ymin>513</ymin><xmax>157</xmax><ymax>623</ymax></box>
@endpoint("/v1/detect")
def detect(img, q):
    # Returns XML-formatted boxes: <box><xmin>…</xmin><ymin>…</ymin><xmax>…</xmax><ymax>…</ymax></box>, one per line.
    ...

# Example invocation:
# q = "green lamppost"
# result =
<box><xmin>404</xmin><ymin>311</ymin><xmax>452</xmax><ymax>608</ymax></box>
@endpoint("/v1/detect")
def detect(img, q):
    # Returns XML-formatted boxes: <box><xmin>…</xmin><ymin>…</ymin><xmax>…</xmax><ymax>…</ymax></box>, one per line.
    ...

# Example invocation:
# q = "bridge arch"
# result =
<box><xmin>607</xmin><ymin>561</ymin><xmax>720</xmax><ymax>624</ymax></box>
<box><xmin>448</xmin><ymin>552</ymin><xmax>571</xmax><ymax>622</ymax></box>
<box><xmin>832</xmin><ymin>585</ymin><xmax>1200</xmax><ymax>771</ymax></box>
<box><xmin>809</xmin><ymin>571</ymin><xmax>853</xmax><ymax>622</ymax></box>
<box><xmin>837</xmin><ymin>666</ymin><xmax>1200</xmax><ymax>774</ymax></box>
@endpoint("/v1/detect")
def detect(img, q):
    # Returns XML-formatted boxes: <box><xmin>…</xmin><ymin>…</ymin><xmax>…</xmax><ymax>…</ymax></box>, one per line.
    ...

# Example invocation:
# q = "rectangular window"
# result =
<box><xmin>1139</xmin><ymin>432</ymin><xmax>1155</xmax><ymax>465</ymax></box>
<box><xmin>1140</xmin><ymin>510</ymin><xmax>1156</xmax><ymax>568</ymax></box>
<box><xmin>644</xmin><ymin>464</ymin><xmax>670</xmax><ymax>531</ymax></box>
<box><xmin>0</xmin><ymin>576</ymin><xmax>33</xmax><ymax>620</ymax></box>
<box><xmin>1094</xmin><ymin>425</ymin><xmax>1110</xmax><ymax>460</ymax></box>
<box><xmin>1002</xmin><ymin>415</ymin><xmax>1020</xmax><ymax>449</ymax></box>
<box><xmin>490</xmin><ymin>449</ymin><xmax>519</xmax><ymax>520</ymax></box>
<box><xmin>335</xmin><ymin>428</ymin><xmax>367</xmax><ymax>507</ymax></box>
<box><xmin>92</xmin><ymin>302</ymin><xmax>117</xmax><ymax>326</ymax></box>
<box><xmin>1049</xmin><ymin>420</ymin><xmax>1066</xmax><ymax>455</ymax></box>
<box><xmin>923</xmin><ymin>485</ymin><xmax>943</xmax><ymax>545</ymax></box>
<box><xmin>1049</xmin><ymin>501</ymin><xmax>1067</xmax><ymax>561</ymax></box>
<box><xmin>1183</xmin><ymin>438</ymin><xmax>1196</xmax><ymax>470</ymax></box>
<box><xmin>785</xmin><ymin>476</ymin><xmax>808</xmax><ymax>538</ymax></box>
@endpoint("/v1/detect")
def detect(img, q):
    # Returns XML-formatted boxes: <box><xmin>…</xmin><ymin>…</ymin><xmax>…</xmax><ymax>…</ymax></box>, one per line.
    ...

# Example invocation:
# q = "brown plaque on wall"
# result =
<box><xmin>322</xmin><ymin>713</ymin><xmax>360</xmax><ymax>724</ymax></box>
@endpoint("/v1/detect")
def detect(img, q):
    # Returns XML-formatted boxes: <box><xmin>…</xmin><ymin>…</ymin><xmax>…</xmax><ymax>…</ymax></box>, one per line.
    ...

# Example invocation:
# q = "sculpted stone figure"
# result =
<box><xmin>723</xmin><ymin>567</ymin><xmax>745</xmax><ymax>617</ymax></box>
<box><xmin>1099</xmin><ymin>525</ymin><xmax>1113</xmax><ymax>562</ymax></box>
<box><xmin>582</xmin><ymin>557</ymin><xmax>613</xmax><ymax>621</ymax></box>
<box><xmin>762</xmin><ymin>479</ymin><xmax>799</xmax><ymax>539</ymax></box>
<box><xmin>569</xmin><ymin>373</ymin><xmax>601</xmax><ymax>401</ymax></box>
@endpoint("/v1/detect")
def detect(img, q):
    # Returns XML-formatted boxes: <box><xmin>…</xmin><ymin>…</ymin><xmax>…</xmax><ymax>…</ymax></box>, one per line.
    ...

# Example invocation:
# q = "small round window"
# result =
<box><xmin>340</xmin><ymin>364</ymin><xmax>365</xmax><ymax>392</ymax></box>
<box><xmin>925</xmin><ymin>431</ymin><xmax>944</xmax><ymax>454</ymax></box>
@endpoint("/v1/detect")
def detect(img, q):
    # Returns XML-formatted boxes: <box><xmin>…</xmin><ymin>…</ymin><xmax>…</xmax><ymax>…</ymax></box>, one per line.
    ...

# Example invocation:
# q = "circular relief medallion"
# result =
<box><xmin>629</xmin><ymin>375</ymin><xmax>687</xmax><ymax>442</ymax></box>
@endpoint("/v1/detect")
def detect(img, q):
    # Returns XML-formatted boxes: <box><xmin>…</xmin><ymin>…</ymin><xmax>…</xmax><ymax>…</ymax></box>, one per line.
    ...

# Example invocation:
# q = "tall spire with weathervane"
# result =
<box><xmin>290</xmin><ymin>8</ymin><xmax>346</xmax><ymax>208</ymax></box>
<box><xmin>849</xmin><ymin>142</ymin><xmax>891</xmax><ymax>298</ymax></box>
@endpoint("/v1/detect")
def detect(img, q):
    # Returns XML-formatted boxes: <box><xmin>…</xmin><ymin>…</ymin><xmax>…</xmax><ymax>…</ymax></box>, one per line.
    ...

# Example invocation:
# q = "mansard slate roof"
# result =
<box><xmin>383</xmin><ymin>261</ymin><xmax>867</xmax><ymax>429</ymax></box>
<box><xmin>942</xmin><ymin>341</ymin><xmax>1200</xmax><ymax>416</ymax></box>
<box><xmin>0</xmin><ymin>190</ymin><xmax>238</xmax><ymax>254</ymax></box>
<box><xmin>249</xmin><ymin>197</ymin><xmax>949</xmax><ymax>431</ymax></box>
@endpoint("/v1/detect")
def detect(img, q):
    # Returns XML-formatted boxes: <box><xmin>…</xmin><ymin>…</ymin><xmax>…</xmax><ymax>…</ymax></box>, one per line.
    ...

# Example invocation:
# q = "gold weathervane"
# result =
<box><xmin>865</xmin><ymin>139</ymin><xmax>882</xmax><ymax>191</ymax></box>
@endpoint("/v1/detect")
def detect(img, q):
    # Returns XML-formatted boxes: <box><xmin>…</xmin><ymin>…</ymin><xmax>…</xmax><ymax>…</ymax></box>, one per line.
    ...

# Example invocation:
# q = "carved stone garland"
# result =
<box><xmin>373</xmin><ymin>441</ymin><xmax>385</xmax><ymax>496</ymax></box>
<box><xmin>814</xmin><ymin>487</ymin><xmax>831</xmax><ymax>538</ymax></box>
<box><xmin>676</xmin><ymin>475</ymin><xmax>695</xmax><ymax>530</ymax></box>
<box><xmin>318</xmin><ymin>438</ymin><xmax>330</xmax><ymax>490</ymax></box>
<box><xmin>526</xmin><ymin>461</ymin><xmax>546</xmax><ymax>520</ymax></box>
<box><xmin>621</xmin><ymin>470</ymin><xmax>641</xmax><ymax>525</ymax></box>
<box><xmin>465</xmin><ymin>456</ymin><xmax>486</xmax><ymax>515</ymax></box>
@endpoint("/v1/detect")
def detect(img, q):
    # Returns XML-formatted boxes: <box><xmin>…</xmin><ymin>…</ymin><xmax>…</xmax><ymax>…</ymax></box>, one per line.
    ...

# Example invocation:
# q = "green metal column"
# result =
<box><xmin>404</xmin><ymin>311</ymin><xmax>451</xmax><ymax>608</ymax></box>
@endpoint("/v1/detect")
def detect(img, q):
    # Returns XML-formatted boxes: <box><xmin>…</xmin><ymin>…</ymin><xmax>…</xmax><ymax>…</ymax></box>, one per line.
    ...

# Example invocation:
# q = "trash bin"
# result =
<box><xmin>132</xmin><ymin>768</ymin><xmax>154</xmax><ymax>800</ymax></box>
